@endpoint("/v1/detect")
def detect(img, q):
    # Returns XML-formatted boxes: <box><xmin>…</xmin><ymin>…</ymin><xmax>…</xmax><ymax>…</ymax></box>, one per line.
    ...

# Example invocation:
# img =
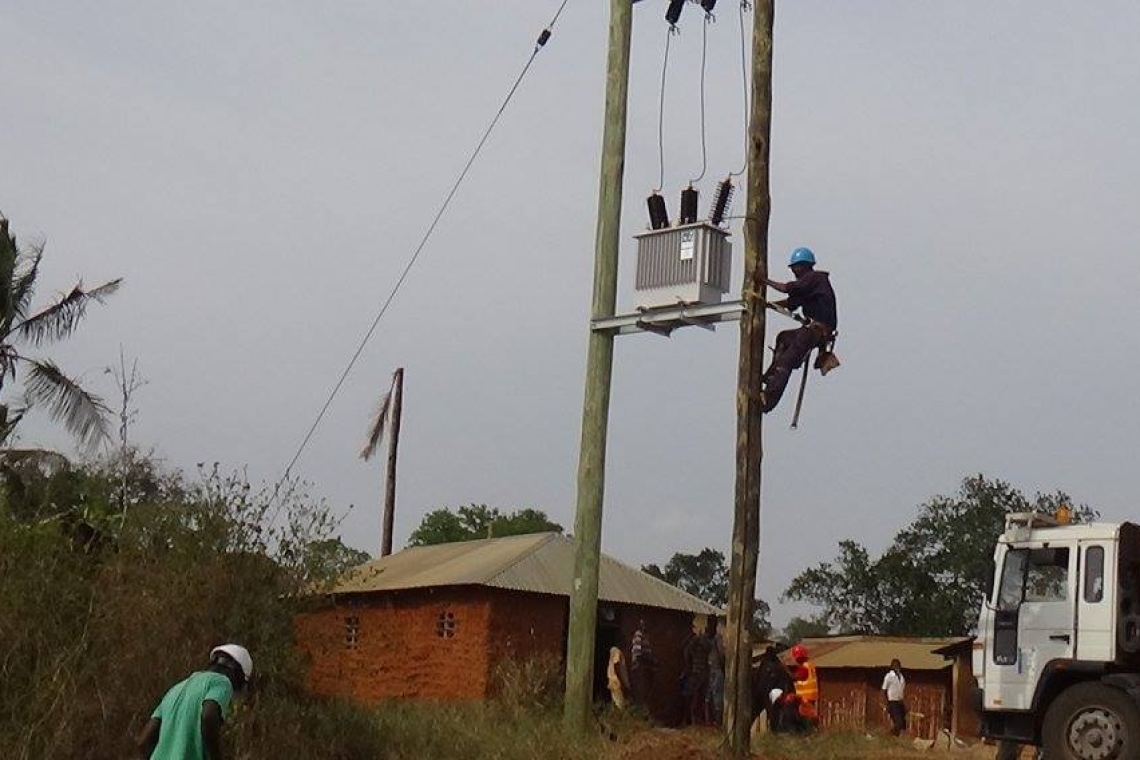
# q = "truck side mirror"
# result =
<box><xmin>982</xmin><ymin>559</ymin><xmax>996</xmax><ymax>601</ymax></box>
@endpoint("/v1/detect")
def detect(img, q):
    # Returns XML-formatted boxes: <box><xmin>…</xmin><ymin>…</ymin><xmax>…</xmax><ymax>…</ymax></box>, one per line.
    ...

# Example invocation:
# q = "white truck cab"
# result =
<box><xmin>974</xmin><ymin>512</ymin><xmax>1140</xmax><ymax>759</ymax></box>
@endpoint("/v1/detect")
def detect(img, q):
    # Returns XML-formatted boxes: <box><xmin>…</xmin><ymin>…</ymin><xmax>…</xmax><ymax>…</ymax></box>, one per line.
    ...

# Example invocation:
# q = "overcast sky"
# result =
<box><xmin>4</xmin><ymin>1</ymin><xmax>1140</xmax><ymax>627</ymax></box>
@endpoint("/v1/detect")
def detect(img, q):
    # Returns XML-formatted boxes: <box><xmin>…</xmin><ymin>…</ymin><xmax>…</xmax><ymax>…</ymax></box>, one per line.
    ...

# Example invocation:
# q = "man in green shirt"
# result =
<box><xmin>136</xmin><ymin>644</ymin><xmax>253</xmax><ymax>759</ymax></box>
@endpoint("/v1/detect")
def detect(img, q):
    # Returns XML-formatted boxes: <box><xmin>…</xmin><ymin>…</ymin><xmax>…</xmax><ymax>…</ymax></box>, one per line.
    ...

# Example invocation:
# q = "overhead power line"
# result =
<box><xmin>268</xmin><ymin>1</ymin><xmax>572</xmax><ymax>521</ymax></box>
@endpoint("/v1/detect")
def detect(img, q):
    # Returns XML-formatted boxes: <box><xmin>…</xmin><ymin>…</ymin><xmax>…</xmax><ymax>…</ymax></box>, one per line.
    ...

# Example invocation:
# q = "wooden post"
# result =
<box><xmin>723</xmin><ymin>0</ymin><xmax>774</xmax><ymax>756</ymax></box>
<box><xmin>381</xmin><ymin>367</ymin><xmax>404</xmax><ymax>557</ymax></box>
<box><xmin>564</xmin><ymin>0</ymin><xmax>633</xmax><ymax>734</ymax></box>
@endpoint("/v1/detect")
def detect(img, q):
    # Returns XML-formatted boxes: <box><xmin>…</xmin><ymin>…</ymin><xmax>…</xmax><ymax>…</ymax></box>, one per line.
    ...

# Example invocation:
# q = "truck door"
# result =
<box><xmin>1076</xmin><ymin>541</ymin><xmax>1113</xmax><ymax>661</ymax></box>
<box><xmin>986</xmin><ymin>544</ymin><xmax>1075</xmax><ymax>711</ymax></box>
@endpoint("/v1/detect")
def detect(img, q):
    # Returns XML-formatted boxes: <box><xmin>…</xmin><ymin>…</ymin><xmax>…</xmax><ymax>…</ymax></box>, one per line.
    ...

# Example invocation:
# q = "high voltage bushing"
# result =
<box><xmin>701</xmin><ymin>0</ymin><xmax>718</xmax><ymax>12</ymax></box>
<box><xmin>665</xmin><ymin>0</ymin><xmax>686</xmax><ymax>26</ymax></box>
<box><xmin>680</xmin><ymin>185</ymin><xmax>699</xmax><ymax>225</ymax></box>
<box><xmin>709</xmin><ymin>178</ymin><xmax>734</xmax><ymax>226</ymax></box>
<box><xmin>647</xmin><ymin>192</ymin><xmax>670</xmax><ymax>230</ymax></box>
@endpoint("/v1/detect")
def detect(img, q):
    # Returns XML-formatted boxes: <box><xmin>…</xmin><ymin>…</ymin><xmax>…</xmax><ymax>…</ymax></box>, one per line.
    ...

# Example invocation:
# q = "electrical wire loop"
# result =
<box><xmin>654</xmin><ymin>26</ymin><xmax>675</xmax><ymax>193</ymax></box>
<box><xmin>730</xmin><ymin>0</ymin><xmax>752</xmax><ymax>177</ymax></box>
<box><xmin>689</xmin><ymin>11</ymin><xmax>713</xmax><ymax>186</ymax></box>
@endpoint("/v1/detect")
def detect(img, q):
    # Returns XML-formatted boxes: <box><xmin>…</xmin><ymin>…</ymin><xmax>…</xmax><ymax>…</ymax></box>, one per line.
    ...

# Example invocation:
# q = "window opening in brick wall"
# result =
<box><xmin>344</xmin><ymin>615</ymin><xmax>360</xmax><ymax>649</ymax></box>
<box><xmin>436</xmin><ymin>610</ymin><xmax>457</xmax><ymax>639</ymax></box>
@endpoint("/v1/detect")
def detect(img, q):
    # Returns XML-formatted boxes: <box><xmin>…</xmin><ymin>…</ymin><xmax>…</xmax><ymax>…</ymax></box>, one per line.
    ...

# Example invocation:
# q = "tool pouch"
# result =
<box><xmin>815</xmin><ymin>350</ymin><xmax>841</xmax><ymax>375</ymax></box>
<box><xmin>809</xmin><ymin>322</ymin><xmax>840</xmax><ymax>376</ymax></box>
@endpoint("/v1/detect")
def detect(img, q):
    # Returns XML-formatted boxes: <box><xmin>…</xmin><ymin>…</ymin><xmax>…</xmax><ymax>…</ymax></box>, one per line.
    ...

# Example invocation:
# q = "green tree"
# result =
<box><xmin>406</xmin><ymin>504</ymin><xmax>562</xmax><ymax>546</ymax></box>
<box><xmin>642</xmin><ymin>547</ymin><xmax>728</xmax><ymax>606</ymax></box>
<box><xmin>642</xmin><ymin>548</ymin><xmax>771</xmax><ymax>637</ymax></box>
<box><xmin>0</xmin><ymin>216</ymin><xmax>120</xmax><ymax>447</ymax></box>
<box><xmin>781</xmin><ymin>615</ymin><xmax>830</xmax><ymax>643</ymax></box>
<box><xmin>783</xmin><ymin>475</ymin><xmax>1098</xmax><ymax>636</ymax></box>
<box><xmin>305</xmin><ymin>537</ymin><xmax>372</xmax><ymax>579</ymax></box>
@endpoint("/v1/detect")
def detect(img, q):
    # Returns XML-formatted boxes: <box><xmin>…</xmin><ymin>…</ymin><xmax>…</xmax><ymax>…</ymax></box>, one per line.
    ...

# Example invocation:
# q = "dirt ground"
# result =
<box><xmin>608</xmin><ymin>726</ymin><xmax>1011</xmax><ymax>760</ymax></box>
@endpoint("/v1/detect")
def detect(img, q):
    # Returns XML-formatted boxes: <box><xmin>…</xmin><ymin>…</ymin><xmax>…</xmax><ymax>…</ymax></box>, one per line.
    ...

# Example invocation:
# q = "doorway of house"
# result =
<box><xmin>593</xmin><ymin>605</ymin><xmax>622</xmax><ymax>702</ymax></box>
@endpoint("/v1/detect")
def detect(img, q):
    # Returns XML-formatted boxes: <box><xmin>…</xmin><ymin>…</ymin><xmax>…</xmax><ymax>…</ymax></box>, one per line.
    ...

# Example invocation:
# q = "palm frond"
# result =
<box><xmin>359</xmin><ymin>388</ymin><xmax>393</xmax><ymax>462</ymax></box>
<box><xmin>360</xmin><ymin>370</ymin><xmax>402</xmax><ymax>462</ymax></box>
<box><xmin>12</xmin><ymin>278</ymin><xmax>122</xmax><ymax>348</ymax></box>
<box><xmin>22</xmin><ymin>358</ymin><xmax>112</xmax><ymax>447</ymax></box>
<box><xmin>11</xmin><ymin>244</ymin><xmax>44</xmax><ymax>321</ymax></box>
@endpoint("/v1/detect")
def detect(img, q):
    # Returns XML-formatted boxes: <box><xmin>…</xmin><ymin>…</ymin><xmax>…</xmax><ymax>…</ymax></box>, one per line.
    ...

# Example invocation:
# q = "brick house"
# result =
<box><xmin>781</xmin><ymin>635</ymin><xmax>977</xmax><ymax>740</ymax></box>
<box><xmin>294</xmin><ymin>533</ymin><xmax>720</xmax><ymax>720</ymax></box>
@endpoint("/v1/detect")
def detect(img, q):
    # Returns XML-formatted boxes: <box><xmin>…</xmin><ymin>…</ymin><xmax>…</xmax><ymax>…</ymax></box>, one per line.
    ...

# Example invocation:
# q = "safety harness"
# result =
<box><xmin>766</xmin><ymin>302</ymin><xmax>840</xmax><ymax>429</ymax></box>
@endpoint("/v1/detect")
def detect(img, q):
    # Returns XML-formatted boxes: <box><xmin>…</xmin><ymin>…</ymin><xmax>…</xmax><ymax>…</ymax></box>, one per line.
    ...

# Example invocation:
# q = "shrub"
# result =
<box><xmin>0</xmin><ymin>457</ymin><xmax>371</xmax><ymax>758</ymax></box>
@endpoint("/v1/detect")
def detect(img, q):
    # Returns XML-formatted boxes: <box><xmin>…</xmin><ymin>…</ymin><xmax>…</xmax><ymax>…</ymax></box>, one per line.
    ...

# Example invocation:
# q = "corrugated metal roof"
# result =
<box><xmin>782</xmin><ymin>636</ymin><xmax>970</xmax><ymax>671</ymax></box>
<box><xmin>329</xmin><ymin>532</ymin><xmax>721</xmax><ymax>616</ymax></box>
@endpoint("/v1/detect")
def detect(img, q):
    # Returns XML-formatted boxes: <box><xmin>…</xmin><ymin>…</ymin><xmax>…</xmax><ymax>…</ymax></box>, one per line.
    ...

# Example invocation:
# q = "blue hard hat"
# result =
<box><xmin>789</xmin><ymin>247</ymin><xmax>816</xmax><ymax>267</ymax></box>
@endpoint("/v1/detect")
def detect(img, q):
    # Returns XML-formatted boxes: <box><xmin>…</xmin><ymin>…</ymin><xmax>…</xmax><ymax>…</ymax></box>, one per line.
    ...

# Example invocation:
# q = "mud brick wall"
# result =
<box><xmin>295</xmin><ymin>585</ymin><xmax>706</xmax><ymax>722</ymax></box>
<box><xmin>487</xmin><ymin>591</ymin><xmax>566</xmax><ymax>665</ymax></box>
<box><xmin>294</xmin><ymin>586</ymin><xmax>495</xmax><ymax>701</ymax></box>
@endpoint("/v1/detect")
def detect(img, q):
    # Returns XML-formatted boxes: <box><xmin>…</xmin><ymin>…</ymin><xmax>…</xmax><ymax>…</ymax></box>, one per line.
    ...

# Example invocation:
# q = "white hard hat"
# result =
<box><xmin>210</xmin><ymin>644</ymin><xmax>253</xmax><ymax>680</ymax></box>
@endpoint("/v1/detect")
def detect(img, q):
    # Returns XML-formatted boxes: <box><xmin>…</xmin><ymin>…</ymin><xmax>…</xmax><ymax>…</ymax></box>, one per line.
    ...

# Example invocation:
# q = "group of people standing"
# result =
<box><xmin>679</xmin><ymin>616</ymin><xmax>726</xmax><ymax>726</ymax></box>
<box><xmin>605</xmin><ymin>617</ymin><xmax>728</xmax><ymax>726</ymax></box>
<box><xmin>610</xmin><ymin>621</ymin><xmax>910</xmax><ymax>740</ymax></box>
<box><xmin>753</xmin><ymin>643</ymin><xmax>818</xmax><ymax>734</ymax></box>
<box><xmin>752</xmin><ymin>646</ymin><xmax>910</xmax><ymax>738</ymax></box>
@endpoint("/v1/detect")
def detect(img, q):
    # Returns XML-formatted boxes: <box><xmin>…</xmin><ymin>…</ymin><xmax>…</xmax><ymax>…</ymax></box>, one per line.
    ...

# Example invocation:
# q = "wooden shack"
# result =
<box><xmin>782</xmin><ymin>635</ymin><xmax>977</xmax><ymax>740</ymax></box>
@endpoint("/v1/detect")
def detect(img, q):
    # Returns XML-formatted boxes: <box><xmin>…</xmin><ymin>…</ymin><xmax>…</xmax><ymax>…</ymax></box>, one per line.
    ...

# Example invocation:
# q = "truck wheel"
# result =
<box><xmin>1042</xmin><ymin>681</ymin><xmax>1140</xmax><ymax>760</ymax></box>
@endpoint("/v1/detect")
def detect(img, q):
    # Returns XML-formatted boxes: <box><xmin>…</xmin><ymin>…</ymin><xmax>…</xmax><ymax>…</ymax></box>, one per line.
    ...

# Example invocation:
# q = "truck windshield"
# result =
<box><xmin>997</xmin><ymin>550</ymin><xmax>1029</xmax><ymax>610</ymax></box>
<box><xmin>997</xmin><ymin>547</ymin><xmax>1070</xmax><ymax>609</ymax></box>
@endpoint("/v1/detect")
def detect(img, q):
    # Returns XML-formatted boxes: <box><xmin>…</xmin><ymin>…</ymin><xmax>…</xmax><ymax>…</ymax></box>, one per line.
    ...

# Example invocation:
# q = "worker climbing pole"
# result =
<box><xmin>723</xmin><ymin>0</ymin><xmax>772</xmax><ymax>756</ymax></box>
<box><xmin>761</xmin><ymin>247</ymin><xmax>840</xmax><ymax>418</ymax></box>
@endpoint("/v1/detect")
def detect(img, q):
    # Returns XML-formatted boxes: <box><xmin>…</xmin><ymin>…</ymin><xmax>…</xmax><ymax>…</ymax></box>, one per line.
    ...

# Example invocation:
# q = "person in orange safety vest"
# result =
<box><xmin>789</xmin><ymin>644</ymin><xmax>819</xmax><ymax>725</ymax></box>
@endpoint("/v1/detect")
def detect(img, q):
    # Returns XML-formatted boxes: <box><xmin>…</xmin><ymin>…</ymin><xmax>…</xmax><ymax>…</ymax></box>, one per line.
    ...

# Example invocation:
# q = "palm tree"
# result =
<box><xmin>0</xmin><ymin>215</ymin><xmax>121</xmax><ymax>448</ymax></box>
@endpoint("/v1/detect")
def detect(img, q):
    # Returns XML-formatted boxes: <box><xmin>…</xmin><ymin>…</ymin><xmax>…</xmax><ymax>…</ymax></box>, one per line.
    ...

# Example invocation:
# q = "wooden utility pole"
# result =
<box><xmin>361</xmin><ymin>367</ymin><xmax>404</xmax><ymax>556</ymax></box>
<box><xmin>381</xmin><ymin>367</ymin><xmax>404</xmax><ymax>557</ymax></box>
<box><xmin>724</xmin><ymin>0</ymin><xmax>774</xmax><ymax>756</ymax></box>
<box><xmin>564</xmin><ymin>0</ymin><xmax>633</xmax><ymax>734</ymax></box>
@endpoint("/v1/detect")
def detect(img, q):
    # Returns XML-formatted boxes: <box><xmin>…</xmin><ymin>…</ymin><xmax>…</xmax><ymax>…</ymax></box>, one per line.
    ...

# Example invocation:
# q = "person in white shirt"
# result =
<box><xmin>881</xmin><ymin>658</ymin><xmax>907</xmax><ymax>736</ymax></box>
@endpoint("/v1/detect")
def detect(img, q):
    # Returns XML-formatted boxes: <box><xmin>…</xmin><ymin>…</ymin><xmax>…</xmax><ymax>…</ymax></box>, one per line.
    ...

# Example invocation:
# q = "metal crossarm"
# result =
<box><xmin>590</xmin><ymin>299</ymin><xmax>747</xmax><ymax>336</ymax></box>
<box><xmin>591</xmin><ymin>299</ymin><xmax>803</xmax><ymax>336</ymax></box>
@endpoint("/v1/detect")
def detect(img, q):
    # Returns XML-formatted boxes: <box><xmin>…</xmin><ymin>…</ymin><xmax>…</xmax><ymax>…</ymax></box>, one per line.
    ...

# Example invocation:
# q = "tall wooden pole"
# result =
<box><xmin>381</xmin><ymin>367</ymin><xmax>404</xmax><ymax>557</ymax></box>
<box><xmin>724</xmin><ymin>0</ymin><xmax>774</xmax><ymax>756</ymax></box>
<box><xmin>564</xmin><ymin>0</ymin><xmax>633</xmax><ymax>734</ymax></box>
